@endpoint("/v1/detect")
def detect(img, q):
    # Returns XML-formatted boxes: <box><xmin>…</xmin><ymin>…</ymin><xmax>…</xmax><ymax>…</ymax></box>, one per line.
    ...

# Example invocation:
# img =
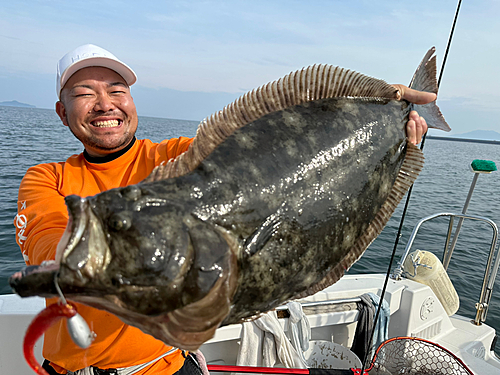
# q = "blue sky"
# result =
<box><xmin>0</xmin><ymin>0</ymin><xmax>499</xmax><ymax>135</ymax></box>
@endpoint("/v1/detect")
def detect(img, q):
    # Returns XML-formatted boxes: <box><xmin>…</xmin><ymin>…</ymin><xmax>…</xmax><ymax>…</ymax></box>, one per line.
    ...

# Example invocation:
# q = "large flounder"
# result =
<box><xmin>10</xmin><ymin>48</ymin><xmax>449</xmax><ymax>350</ymax></box>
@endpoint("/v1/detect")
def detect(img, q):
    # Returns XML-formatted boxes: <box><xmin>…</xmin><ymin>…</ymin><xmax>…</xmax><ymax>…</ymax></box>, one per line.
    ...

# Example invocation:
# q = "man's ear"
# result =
<box><xmin>55</xmin><ymin>101</ymin><xmax>69</xmax><ymax>127</ymax></box>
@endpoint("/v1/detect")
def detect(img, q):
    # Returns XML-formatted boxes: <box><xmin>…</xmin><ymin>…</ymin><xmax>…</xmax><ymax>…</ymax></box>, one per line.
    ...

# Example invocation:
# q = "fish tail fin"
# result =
<box><xmin>409</xmin><ymin>47</ymin><xmax>451</xmax><ymax>132</ymax></box>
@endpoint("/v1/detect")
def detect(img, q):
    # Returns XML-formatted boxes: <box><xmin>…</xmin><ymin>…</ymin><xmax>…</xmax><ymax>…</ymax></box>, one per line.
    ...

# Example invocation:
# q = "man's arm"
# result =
<box><xmin>15</xmin><ymin>163</ymin><xmax>68</xmax><ymax>266</ymax></box>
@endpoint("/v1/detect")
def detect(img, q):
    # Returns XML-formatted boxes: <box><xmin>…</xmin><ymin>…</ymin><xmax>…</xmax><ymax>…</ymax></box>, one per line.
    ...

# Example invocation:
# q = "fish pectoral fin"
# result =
<box><xmin>243</xmin><ymin>214</ymin><xmax>281</xmax><ymax>258</ymax></box>
<box><xmin>184</xmin><ymin>217</ymin><xmax>233</xmax><ymax>303</ymax></box>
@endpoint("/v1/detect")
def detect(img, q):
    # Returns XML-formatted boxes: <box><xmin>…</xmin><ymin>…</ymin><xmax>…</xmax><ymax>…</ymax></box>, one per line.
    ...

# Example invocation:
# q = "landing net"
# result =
<box><xmin>365</xmin><ymin>337</ymin><xmax>475</xmax><ymax>375</ymax></box>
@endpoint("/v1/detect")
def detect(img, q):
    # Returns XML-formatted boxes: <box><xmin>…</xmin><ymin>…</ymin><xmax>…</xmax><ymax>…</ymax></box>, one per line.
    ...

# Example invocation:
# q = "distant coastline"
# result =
<box><xmin>0</xmin><ymin>100</ymin><xmax>35</xmax><ymax>108</ymax></box>
<box><xmin>427</xmin><ymin>135</ymin><xmax>500</xmax><ymax>145</ymax></box>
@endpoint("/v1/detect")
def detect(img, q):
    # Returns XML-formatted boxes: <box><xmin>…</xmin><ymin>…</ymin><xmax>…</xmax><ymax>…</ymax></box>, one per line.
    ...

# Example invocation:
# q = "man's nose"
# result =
<box><xmin>93</xmin><ymin>93</ymin><xmax>116</xmax><ymax>112</ymax></box>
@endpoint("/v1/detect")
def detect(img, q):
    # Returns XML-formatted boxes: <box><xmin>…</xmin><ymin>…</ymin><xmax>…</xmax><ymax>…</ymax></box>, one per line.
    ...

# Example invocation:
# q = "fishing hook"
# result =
<box><xmin>54</xmin><ymin>272</ymin><xmax>95</xmax><ymax>349</ymax></box>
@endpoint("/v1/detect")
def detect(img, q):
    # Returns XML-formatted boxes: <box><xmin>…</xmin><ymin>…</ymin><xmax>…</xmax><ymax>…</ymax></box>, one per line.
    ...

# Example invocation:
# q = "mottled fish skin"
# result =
<box><xmin>217</xmin><ymin>97</ymin><xmax>409</xmax><ymax>323</ymax></box>
<box><xmin>10</xmin><ymin>48</ymin><xmax>450</xmax><ymax>350</ymax></box>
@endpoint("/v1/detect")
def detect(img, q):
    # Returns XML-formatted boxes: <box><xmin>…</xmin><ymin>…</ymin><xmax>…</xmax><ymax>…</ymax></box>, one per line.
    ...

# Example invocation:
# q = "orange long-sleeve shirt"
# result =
<box><xmin>14</xmin><ymin>137</ymin><xmax>193</xmax><ymax>374</ymax></box>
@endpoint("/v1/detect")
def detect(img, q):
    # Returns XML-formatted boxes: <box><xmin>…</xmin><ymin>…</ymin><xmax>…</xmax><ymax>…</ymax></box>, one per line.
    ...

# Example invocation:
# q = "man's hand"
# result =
<box><xmin>392</xmin><ymin>84</ymin><xmax>435</xmax><ymax>145</ymax></box>
<box><xmin>406</xmin><ymin>111</ymin><xmax>428</xmax><ymax>146</ymax></box>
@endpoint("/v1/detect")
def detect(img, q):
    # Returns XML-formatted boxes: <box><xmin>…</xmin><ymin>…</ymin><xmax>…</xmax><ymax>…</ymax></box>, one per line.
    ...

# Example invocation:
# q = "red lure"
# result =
<box><xmin>23</xmin><ymin>302</ymin><xmax>77</xmax><ymax>375</ymax></box>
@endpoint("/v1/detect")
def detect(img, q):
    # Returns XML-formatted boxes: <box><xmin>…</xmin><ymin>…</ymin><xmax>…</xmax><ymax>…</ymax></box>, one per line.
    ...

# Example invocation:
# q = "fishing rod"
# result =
<box><xmin>361</xmin><ymin>0</ymin><xmax>463</xmax><ymax>370</ymax></box>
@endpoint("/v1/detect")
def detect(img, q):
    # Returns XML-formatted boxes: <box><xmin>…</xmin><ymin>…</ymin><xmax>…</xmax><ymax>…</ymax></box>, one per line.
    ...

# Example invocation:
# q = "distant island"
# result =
<box><xmin>449</xmin><ymin>130</ymin><xmax>500</xmax><ymax>140</ymax></box>
<box><xmin>428</xmin><ymin>130</ymin><xmax>500</xmax><ymax>145</ymax></box>
<box><xmin>0</xmin><ymin>100</ymin><xmax>36</xmax><ymax>108</ymax></box>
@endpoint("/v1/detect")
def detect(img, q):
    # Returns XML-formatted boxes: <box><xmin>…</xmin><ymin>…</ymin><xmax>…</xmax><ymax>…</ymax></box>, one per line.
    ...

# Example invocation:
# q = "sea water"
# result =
<box><xmin>1</xmin><ymin>106</ymin><xmax>499</xmax><ymax>340</ymax></box>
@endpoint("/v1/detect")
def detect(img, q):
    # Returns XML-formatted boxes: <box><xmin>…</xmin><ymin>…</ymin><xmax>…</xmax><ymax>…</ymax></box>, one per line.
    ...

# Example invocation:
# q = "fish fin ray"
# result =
<box><xmin>413</xmin><ymin>102</ymin><xmax>450</xmax><ymax>132</ymax></box>
<box><xmin>296</xmin><ymin>141</ymin><xmax>424</xmax><ymax>297</ymax></box>
<box><xmin>409</xmin><ymin>47</ymin><xmax>451</xmax><ymax>132</ymax></box>
<box><xmin>409</xmin><ymin>47</ymin><xmax>438</xmax><ymax>94</ymax></box>
<box><xmin>142</xmin><ymin>65</ymin><xmax>399</xmax><ymax>182</ymax></box>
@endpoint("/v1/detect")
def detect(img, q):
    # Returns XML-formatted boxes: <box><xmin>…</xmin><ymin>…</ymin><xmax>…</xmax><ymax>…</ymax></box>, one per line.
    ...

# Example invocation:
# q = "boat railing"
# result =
<box><xmin>391</xmin><ymin>212</ymin><xmax>500</xmax><ymax>326</ymax></box>
<box><xmin>275</xmin><ymin>297</ymin><xmax>362</xmax><ymax>310</ymax></box>
<box><xmin>274</xmin><ymin>297</ymin><xmax>362</xmax><ymax>318</ymax></box>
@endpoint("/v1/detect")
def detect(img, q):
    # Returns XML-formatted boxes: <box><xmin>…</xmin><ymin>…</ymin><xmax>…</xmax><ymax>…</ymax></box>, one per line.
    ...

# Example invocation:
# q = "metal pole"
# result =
<box><xmin>474</xmin><ymin>227</ymin><xmax>499</xmax><ymax>325</ymax></box>
<box><xmin>442</xmin><ymin>173</ymin><xmax>479</xmax><ymax>269</ymax></box>
<box><xmin>442</xmin><ymin>217</ymin><xmax>455</xmax><ymax>268</ymax></box>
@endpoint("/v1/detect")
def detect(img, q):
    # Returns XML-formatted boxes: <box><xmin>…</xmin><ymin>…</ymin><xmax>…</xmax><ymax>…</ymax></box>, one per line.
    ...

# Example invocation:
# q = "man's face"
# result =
<box><xmin>56</xmin><ymin>67</ymin><xmax>138</xmax><ymax>157</ymax></box>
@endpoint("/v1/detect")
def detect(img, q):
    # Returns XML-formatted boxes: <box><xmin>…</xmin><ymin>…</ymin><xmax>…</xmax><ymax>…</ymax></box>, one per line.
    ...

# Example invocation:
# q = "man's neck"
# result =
<box><xmin>83</xmin><ymin>137</ymin><xmax>137</xmax><ymax>164</ymax></box>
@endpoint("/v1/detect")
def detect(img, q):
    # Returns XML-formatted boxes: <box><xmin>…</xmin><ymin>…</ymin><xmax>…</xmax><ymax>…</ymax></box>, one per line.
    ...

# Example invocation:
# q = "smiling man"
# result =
<box><xmin>56</xmin><ymin>66</ymin><xmax>138</xmax><ymax>158</ymax></box>
<box><xmin>14</xmin><ymin>44</ymin><xmax>431</xmax><ymax>375</ymax></box>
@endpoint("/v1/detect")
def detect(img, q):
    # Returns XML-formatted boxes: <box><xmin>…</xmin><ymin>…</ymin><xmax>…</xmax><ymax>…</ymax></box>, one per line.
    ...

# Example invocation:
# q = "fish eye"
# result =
<box><xmin>109</xmin><ymin>213</ymin><xmax>132</xmax><ymax>231</ymax></box>
<box><xmin>121</xmin><ymin>185</ymin><xmax>142</xmax><ymax>201</ymax></box>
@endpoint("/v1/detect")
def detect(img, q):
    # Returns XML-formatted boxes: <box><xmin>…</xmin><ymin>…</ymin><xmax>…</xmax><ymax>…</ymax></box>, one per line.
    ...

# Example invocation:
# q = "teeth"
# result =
<box><xmin>92</xmin><ymin>119</ymin><xmax>120</xmax><ymax>128</ymax></box>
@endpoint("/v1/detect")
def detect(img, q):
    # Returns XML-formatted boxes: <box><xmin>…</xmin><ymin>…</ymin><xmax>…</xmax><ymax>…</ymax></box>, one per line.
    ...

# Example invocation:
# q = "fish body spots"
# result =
<box><xmin>283</xmin><ymin>138</ymin><xmax>300</xmax><ymax>158</ymax></box>
<box><xmin>234</xmin><ymin>131</ymin><xmax>259</xmax><ymax>150</ymax></box>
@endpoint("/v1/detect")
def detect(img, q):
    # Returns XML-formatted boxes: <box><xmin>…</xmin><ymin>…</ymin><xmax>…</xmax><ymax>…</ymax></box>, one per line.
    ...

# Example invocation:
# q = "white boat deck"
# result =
<box><xmin>1</xmin><ymin>274</ymin><xmax>499</xmax><ymax>374</ymax></box>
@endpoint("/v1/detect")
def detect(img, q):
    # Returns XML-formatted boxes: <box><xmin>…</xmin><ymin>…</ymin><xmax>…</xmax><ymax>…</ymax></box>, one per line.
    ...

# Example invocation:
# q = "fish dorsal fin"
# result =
<box><xmin>143</xmin><ymin>65</ymin><xmax>399</xmax><ymax>183</ymax></box>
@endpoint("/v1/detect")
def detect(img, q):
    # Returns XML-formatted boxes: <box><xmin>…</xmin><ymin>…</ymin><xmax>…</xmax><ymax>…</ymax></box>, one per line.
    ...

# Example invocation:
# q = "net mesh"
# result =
<box><xmin>366</xmin><ymin>337</ymin><xmax>475</xmax><ymax>375</ymax></box>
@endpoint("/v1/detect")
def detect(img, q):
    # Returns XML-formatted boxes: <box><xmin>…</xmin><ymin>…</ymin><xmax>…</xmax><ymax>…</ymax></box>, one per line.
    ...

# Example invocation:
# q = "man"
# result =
<box><xmin>15</xmin><ymin>44</ymin><xmax>431</xmax><ymax>374</ymax></box>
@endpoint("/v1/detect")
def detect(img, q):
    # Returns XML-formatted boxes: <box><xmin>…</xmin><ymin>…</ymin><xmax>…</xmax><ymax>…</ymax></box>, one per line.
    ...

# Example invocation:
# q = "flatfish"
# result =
<box><xmin>10</xmin><ymin>48</ymin><xmax>450</xmax><ymax>350</ymax></box>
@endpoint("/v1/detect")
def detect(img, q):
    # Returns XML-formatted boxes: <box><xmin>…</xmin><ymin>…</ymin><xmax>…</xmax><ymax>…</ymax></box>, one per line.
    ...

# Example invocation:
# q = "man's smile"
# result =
<box><xmin>91</xmin><ymin>119</ymin><xmax>122</xmax><ymax>128</ymax></box>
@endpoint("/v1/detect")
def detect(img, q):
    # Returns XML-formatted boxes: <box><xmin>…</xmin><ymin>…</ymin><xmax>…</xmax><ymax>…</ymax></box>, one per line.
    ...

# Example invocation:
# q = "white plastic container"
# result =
<box><xmin>403</xmin><ymin>250</ymin><xmax>460</xmax><ymax>316</ymax></box>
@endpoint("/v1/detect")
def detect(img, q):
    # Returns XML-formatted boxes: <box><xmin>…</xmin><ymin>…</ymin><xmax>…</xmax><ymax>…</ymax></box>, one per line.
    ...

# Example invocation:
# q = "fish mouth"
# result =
<box><xmin>9</xmin><ymin>262</ymin><xmax>60</xmax><ymax>297</ymax></box>
<box><xmin>9</xmin><ymin>195</ymin><xmax>111</xmax><ymax>298</ymax></box>
<box><xmin>60</xmin><ymin>195</ymin><xmax>112</xmax><ymax>280</ymax></box>
<box><xmin>61</xmin><ymin>196</ymin><xmax>92</xmax><ymax>270</ymax></box>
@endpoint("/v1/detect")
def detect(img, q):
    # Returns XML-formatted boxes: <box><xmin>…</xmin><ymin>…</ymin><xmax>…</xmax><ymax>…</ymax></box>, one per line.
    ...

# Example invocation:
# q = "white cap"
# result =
<box><xmin>56</xmin><ymin>44</ymin><xmax>137</xmax><ymax>99</ymax></box>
